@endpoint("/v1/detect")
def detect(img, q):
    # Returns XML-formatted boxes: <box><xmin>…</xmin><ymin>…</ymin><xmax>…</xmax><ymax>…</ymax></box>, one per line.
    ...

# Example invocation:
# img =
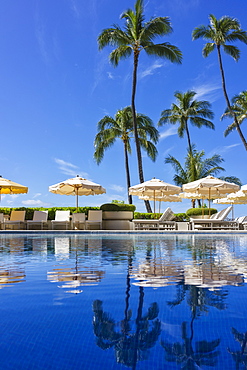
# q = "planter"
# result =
<box><xmin>190</xmin><ymin>215</ymin><xmax>210</xmax><ymax>219</ymax></box>
<box><xmin>102</xmin><ymin>211</ymin><xmax>133</xmax><ymax>230</ymax></box>
<box><xmin>102</xmin><ymin>211</ymin><xmax>133</xmax><ymax>220</ymax></box>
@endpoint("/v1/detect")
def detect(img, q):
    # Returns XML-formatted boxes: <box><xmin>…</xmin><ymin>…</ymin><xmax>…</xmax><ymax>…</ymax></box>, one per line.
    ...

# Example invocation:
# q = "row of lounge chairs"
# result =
<box><xmin>133</xmin><ymin>206</ymin><xmax>247</xmax><ymax>231</ymax></box>
<box><xmin>1</xmin><ymin>206</ymin><xmax>246</xmax><ymax>231</ymax></box>
<box><xmin>0</xmin><ymin>210</ymin><xmax>103</xmax><ymax>230</ymax></box>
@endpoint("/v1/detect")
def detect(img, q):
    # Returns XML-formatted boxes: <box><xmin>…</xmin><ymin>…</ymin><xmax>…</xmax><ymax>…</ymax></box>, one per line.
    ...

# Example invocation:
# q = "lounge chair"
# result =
<box><xmin>132</xmin><ymin>207</ymin><xmax>176</xmax><ymax>230</ymax></box>
<box><xmin>26</xmin><ymin>210</ymin><xmax>48</xmax><ymax>230</ymax></box>
<box><xmin>0</xmin><ymin>213</ymin><xmax>4</xmax><ymax>230</ymax></box>
<box><xmin>4</xmin><ymin>210</ymin><xmax>26</xmax><ymax>230</ymax></box>
<box><xmin>85</xmin><ymin>210</ymin><xmax>102</xmax><ymax>230</ymax></box>
<box><xmin>51</xmin><ymin>210</ymin><xmax>71</xmax><ymax>230</ymax></box>
<box><xmin>238</xmin><ymin>216</ymin><xmax>247</xmax><ymax>230</ymax></box>
<box><xmin>190</xmin><ymin>206</ymin><xmax>239</xmax><ymax>230</ymax></box>
<box><xmin>72</xmin><ymin>213</ymin><xmax>86</xmax><ymax>230</ymax></box>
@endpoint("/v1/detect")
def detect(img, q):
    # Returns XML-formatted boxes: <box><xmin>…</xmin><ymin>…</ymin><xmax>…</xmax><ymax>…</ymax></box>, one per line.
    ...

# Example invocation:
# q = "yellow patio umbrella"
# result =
<box><xmin>0</xmin><ymin>176</ymin><xmax>28</xmax><ymax>200</ymax></box>
<box><xmin>129</xmin><ymin>178</ymin><xmax>181</xmax><ymax>213</ymax></box>
<box><xmin>182</xmin><ymin>176</ymin><xmax>240</xmax><ymax>216</ymax></box>
<box><xmin>49</xmin><ymin>175</ymin><xmax>106</xmax><ymax>211</ymax></box>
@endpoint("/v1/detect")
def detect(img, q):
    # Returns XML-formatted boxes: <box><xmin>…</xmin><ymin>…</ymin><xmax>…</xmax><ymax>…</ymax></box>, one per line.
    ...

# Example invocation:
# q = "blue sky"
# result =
<box><xmin>0</xmin><ymin>0</ymin><xmax>247</xmax><ymax>216</ymax></box>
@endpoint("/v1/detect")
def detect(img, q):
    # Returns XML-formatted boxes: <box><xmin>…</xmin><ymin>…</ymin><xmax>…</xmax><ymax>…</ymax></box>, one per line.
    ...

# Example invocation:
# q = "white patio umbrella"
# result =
<box><xmin>182</xmin><ymin>176</ymin><xmax>240</xmax><ymax>216</ymax></box>
<box><xmin>241</xmin><ymin>184</ymin><xmax>247</xmax><ymax>193</ymax></box>
<box><xmin>129</xmin><ymin>178</ymin><xmax>181</xmax><ymax>213</ymax></box>
<box><xmin>49</xmin><ymin>175</ymin><xmax>106</xmax><ymax>211</ymax></box>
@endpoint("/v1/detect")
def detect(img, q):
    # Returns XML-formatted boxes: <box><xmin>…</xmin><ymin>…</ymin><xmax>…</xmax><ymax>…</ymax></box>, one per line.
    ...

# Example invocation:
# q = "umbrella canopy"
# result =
<box><xmin>0</xmin><ymin>176</ymin><xmax>28</xmax><ymax>195</ymax></box>
<box><xmin>129</xmin><ymin>178</ymin><xmax>181</xmax><ymax>213</ymax></box>
<box><xmin>182</xmin><ymin>176</ymin><xmax>240</xmax><ymax>215</ymax></box>
<box><xmin>49</xmin><ymin>175</ymin><xmax>106</xmax><ymax>211</ymax></box>
<box><xmin>241</xmin><ymin>184</ymin><xmax>247</xmax><ymax>193</ymax></box>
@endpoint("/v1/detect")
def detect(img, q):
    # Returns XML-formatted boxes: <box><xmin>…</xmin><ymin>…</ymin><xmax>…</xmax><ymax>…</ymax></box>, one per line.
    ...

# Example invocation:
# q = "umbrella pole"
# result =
<box><xmin>154</xmin><ymin>190</ymin><xmax>156</xmax><ymax>215</ymax></box>
<box><xmin>209</xmin><ymin>189</ymin><xmax>211</xmax><ymax>217</ymax></box>
<box><xmin>76</xmin><ymin>188</ymin><xmax>79</xmax><ymax>212</ymax></box>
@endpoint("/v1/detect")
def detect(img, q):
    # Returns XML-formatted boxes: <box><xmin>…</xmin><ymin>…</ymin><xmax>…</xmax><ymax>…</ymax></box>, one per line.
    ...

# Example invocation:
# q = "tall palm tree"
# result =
<box><xmin>192</xmin><ymin>14</ymin><xmax>247</xmax><ymax>150</ymax></box>
<box><xmin>98</xmin><ymin>0</ymin><xmax>182</xmax><ymax>212</ymax></box>
<box><xmin>94</xmin><ymin>106</ymin><xmax>159</xmax><ymax>204</ymax></box>
<box><xmin>158</xmin><ymin>90</ymin><xmax>215</xmax><ymax>153</ymax></box>
<box><xmin>221</xmin><ymin>90</ymin><xmax>247</xmax><ymax>137</ymax></box>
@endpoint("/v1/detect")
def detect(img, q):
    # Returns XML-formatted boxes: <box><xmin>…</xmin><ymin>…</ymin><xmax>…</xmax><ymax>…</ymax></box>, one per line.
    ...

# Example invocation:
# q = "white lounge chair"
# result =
<box><xmin>85</xmin><ymin>210</ymin><xmax>102</xmax><ymax>230</ymax></box>
<box><xmin>26</xmin><ymin>210</ymin><xmax>48</xmax><ymax>230</ymax></box>
<box><xmin>190</xmin><ymin>206</ymin><xmax>238</xmax><ymax>230</ymax></box>
<box><xmin>72</xmin><ymin>213</ymin><xmax>86</xmax><ymax>230</ymax></box>
<box><xmin>132</xmin><ymin>207</ymin><xmax>176</xmax><ymax>230</ymax></box>
<box><xmin>4</xmin><ymin>210</ymin><xmax>26</xmax><ymax>230</ymax></box>
<box><xmin>51</xmin><ymin>210</ymin><xmax>71</xmax><ymax>230</ymax></box>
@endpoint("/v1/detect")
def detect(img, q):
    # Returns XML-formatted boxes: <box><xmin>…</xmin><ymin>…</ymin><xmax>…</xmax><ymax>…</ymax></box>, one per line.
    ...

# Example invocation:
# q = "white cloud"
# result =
<box><xmin>208</xmin><ymin>143</ymin><xmax>241</xmax><ymax>156</ymax></box>
<box><xmin>109</xmin><ymin>184</ymin><xmax>125</xmax><ymax>192</ymax></box>
<box><xmin>70</xmin><ymin>0</ymin><xmax>80</xmax><ymax>18</ymax></box>
<box><xmin>139</xmin><ymin>61</ymin><xmax>164</xmax><ymax>79</ymax></box>
<box><xmin>53</xmin><ymin>158</ymin><xmax>90</xmax><ymax>179</ymax></box>
<box><xmin>159</xmin><ymin>126</ymin><xmax>177</xmax><ymax>140</ymax></box>
<box><xmin>192</xmin><ymin>82</ymin><xmax>221</xmax><ymax>102</ymax></box>
<box><xmin>107</xmin><ymin>72</ymin><xmax>114</xmax><ymax>79</ymax></box>
<box><xmin>33</xmin><ymin>193</ymin><xmax>42</xmax><ymax>198</ymax></box>
<box><xmin>54</xmin><ymin>158</ymin><xmax>79</xmax><ymax>177</ymax></box>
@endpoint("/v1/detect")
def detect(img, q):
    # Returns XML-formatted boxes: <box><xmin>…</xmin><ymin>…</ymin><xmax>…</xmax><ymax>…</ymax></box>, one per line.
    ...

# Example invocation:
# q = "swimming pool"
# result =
<box><xmin>0</xmin><ymin>233</ymin><xmax>247</xmax><ymax>369</ymax></box>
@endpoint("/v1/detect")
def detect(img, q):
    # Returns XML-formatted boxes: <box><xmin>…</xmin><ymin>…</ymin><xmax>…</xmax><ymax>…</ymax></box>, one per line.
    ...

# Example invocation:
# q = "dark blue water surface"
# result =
<box><xmin>0</xmin><ymin>233</ymin><xmax>247</xmax><ymax>369</ymax></box>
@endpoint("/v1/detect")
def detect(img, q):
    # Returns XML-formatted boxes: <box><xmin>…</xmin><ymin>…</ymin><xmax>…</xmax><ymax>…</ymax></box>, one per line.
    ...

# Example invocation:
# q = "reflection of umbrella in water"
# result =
<box><xmin>49</xmin><ymin>175</ymin><xmax>106</xmax><ymax>211</ymax></box>
<box><xmin>129</xmin><ymin>178</ymin><xmax>181</xmax><ymax>213</ymax></box>
<box><xmin>0</xmin><ymin>175</ymin><xmax>28</xmax><ymax>201</ymax></box>
<box><xmin>0</xmin><ymin>267</ymin><xmax>26</xmax><ymax>289</ymax></box>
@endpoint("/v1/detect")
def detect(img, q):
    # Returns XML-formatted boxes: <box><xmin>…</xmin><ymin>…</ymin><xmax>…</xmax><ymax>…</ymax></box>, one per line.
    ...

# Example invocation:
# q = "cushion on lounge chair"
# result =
<box><xmin>26</xmin><ymin>211</ymin><xmax>48</xmax><ymax>230</ymax></box>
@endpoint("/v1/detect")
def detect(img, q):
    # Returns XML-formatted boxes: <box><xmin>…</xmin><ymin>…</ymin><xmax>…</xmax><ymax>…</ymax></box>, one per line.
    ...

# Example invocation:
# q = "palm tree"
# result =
<box><xmin>221</xmin><ymin>90</ymin><xmax>247</xmax><ymax>137</ymax></box>
<box><xmin>165</xmin><ymin>145</ymin><xmax>225</xmax><ymax>187</ymax></box>
<box><xmin>165</xmin><ymin>145</ymin><xmax>225</xmax><ymax>207</ymax></box>
<box><xmin>98</xmin><ymin>0</ymin><xmax>182</xmax><ymax>212</ymax></box>
<box><xmin>192</xmin><ymin>14</ymin><xmax>247</xmax><ymax>151</ymax></box>
<box><xmin>158</xmin><ymin>90</ymin><xmax>215</xmax><ymax>153</ymax></box>
<box><xmin>94</xmin><ymin>106</ymin><xmax>159</xmax><ymax>204</ymax></box>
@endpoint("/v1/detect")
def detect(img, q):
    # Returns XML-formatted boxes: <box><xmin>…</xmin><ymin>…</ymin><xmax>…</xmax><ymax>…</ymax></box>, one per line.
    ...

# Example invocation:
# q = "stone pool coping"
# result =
<box><xmin>1</xmin><ymin>229</ymin><xmax>247</xmax><ymax>235</ymax></box>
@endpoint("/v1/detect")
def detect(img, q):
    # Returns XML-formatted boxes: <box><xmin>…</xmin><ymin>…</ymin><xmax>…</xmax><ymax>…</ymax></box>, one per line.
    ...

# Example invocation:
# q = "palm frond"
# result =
<box><xmin>109</xmin><ymin>46</ymin><xmax>132</xmax><ymax>66</ymax></box>
<box><xmin>145</xmin><ymin>43</ymin><xmax>182</xmax><ymax>63</ymax></box>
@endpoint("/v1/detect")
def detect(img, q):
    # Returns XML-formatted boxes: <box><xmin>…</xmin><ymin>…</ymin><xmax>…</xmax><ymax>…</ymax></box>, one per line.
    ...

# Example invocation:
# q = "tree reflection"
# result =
<box><xmin>92</xmin><ymin>252</ymin><xmax>161</xmax><ymax>369</ymax></box>
<box><xmin>161</xmin><ymin>283</ymin><xmax>222</xmax><ymax>368</ymax></box>
<box><xmin>228</xmin><ymin>328</ymin><xmax>247</xmax><ymax>369</ymax></box>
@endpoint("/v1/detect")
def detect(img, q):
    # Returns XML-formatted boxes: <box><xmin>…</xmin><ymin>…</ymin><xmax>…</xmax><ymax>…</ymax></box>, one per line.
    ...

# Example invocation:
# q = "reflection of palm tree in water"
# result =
<box><xmin>92</xmin><ymin>253</ymin><xmax>161</xmax><ymax>369</ymax></box>
<box><xmin>161</xmin><ymin>283</ymin><xmax>222</xmax><ymax>369</ymax></box>
<box><xmin>228</xmin><ymin>328</ymin><xmax>247</xmax><ymax>369</ymax></box>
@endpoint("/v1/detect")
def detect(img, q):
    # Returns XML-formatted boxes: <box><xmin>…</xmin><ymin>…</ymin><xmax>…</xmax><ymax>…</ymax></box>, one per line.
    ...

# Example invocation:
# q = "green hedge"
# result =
<box><xmin>186</xmin><ymin>208</ymin><xmax>217</xmax><ymax>217</ymax></box>
<box><xmin>100</xmin><ymin>203</ymin><xmax>136</xmax><ymax>212</ymax></box>
<box><xmin>133</xmin><ymin>212</ymin><xmax>188</xmax><ymax>221</ymax></box>
<box><xmin>0</xmin><ymin>206</ymin><xmax>100</xmax><ymax>220</ymax></box>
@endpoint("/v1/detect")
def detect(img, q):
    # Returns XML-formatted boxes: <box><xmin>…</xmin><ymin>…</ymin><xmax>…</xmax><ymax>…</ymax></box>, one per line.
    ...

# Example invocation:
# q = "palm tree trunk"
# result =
<box><xmin>132</xmin><ymin>51</ymin><xmax>152</xmax><ymax>212</ymax></box>
<box><xmin>217</xmin><ymin>45</ymin><xmax>247</xmax><ymax>151</ymax></box>
<box><xmin>185</xmin><ymin>120</ymin><xmax>197</xmax><ymax>185</ymax></box>
<box><xmin>124</xmin><ymin>142</ymin><xmax>133</xmax><ymax>204</ymax></box>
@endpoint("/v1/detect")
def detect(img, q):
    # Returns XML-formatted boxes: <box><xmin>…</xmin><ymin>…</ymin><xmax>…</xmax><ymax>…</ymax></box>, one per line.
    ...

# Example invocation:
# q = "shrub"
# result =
<box><xmin>100</xmin><ymin>203</ymin><xmax>136</xmax><ymax>212</ymax></box>
<box><xmin>186</xmin><ymin>208</ymin><xmax>217</xmax><ymax>217</ymax></box>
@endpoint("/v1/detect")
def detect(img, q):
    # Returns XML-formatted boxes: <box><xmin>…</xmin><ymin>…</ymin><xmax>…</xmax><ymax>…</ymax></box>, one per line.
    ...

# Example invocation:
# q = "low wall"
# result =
<box><xmin>102</xmin><ymin>211</ymin><xmax>133</xmax><ymax>230</ymax></box>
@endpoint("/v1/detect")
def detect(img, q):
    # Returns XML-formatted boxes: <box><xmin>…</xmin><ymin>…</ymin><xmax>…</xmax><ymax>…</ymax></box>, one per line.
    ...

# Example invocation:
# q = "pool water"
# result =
<box><xmin>0</xmin><ymin>233</ymin><xmax>247</xmax><ymax>369</ymax></box>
